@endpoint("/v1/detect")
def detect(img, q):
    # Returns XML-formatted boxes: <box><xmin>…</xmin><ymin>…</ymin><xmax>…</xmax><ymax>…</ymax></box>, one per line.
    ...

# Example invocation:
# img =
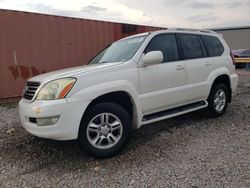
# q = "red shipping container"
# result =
<box><xmin>0</xmin><ymin>9</ymin><xmax>162</xmax><ymax>99</ymax></box>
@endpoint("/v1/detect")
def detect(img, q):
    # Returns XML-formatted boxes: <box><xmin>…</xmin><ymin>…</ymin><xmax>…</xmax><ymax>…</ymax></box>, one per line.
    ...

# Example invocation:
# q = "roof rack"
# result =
<box><xmin>168</xmin><ymin>27</ymin><xmax>217</xmax><ymax>34</ymax></box>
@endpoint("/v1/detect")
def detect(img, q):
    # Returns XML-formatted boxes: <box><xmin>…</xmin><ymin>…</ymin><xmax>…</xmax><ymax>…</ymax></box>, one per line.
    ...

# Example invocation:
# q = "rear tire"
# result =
<box><xmin>207</xmin><ymin>83</ymin><xmax>229</xmax><ymax>117</ymax></box>
<box><xmin>78</xmin><ymin>102</ymin><xmax>132</xmax><ymax>158</ymax></box>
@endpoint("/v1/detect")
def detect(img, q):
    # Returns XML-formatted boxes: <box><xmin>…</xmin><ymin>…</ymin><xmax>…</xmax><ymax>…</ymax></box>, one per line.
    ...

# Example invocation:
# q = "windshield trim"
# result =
<box><xmin>87</xmin><ymin>44</ymin><xmax>111</xmax><ymax>65</ymax></box>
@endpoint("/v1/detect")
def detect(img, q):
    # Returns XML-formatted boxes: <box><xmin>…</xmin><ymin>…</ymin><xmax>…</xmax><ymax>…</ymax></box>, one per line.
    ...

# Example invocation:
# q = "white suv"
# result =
<box><xmin>19</xmin><ymin>28</ymin><xmax>238</xmax><ymax>158</ymax></box>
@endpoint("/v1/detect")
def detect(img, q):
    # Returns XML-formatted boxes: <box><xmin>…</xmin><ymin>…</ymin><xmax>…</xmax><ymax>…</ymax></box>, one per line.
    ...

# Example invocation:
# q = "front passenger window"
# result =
<box><xmin>145</xmin><ymin>34</ymin><xmax>179</xmax><ymax>62</ymax></box>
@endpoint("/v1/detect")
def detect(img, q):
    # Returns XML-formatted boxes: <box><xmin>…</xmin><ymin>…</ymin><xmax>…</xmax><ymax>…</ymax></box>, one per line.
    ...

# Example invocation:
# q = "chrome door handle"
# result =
<box><xmin>176</xmin><ymin>65</ymin><xmax>185</xmax><ymax>70</ymax></box>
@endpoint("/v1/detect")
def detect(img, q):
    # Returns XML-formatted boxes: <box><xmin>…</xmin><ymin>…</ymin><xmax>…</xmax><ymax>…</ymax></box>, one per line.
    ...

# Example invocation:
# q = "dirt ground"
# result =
<box><xmin>0</xmin><ymin>70</ymin><xmax>249</xmax><ymax>188</ymax></box>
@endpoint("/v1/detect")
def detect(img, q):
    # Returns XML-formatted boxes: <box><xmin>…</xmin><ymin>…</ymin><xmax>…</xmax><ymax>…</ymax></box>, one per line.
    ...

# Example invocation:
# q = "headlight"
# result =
<box><xmin>36</xmin><ymin>78</ymin><xmax>76</xmax><ymax>100</ymax></box>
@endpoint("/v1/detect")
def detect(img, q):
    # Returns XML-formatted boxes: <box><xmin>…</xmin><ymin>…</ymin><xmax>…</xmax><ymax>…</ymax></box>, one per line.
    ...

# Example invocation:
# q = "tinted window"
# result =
<box><xmin>179</xmin><ymin>34</ymin><xmax>203</xmax><ymax>59</ymax></box>
<box><xmin>201</xmin><ymin>35</ymin><xmax>224</xmax><ymax>57</ymax></box>
<box><xmin>145</xmin><ymin>34</ymin><xmax>179</xmax><ymax>62</ymax></box>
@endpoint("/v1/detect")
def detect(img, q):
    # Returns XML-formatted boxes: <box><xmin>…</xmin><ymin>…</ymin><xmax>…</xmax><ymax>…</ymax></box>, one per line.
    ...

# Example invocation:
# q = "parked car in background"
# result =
<box><xmin>232</xmin><ymin>49</ymin><xmax>250</xmax><ymax>69</ymax></box>
<box><xmin>232</xmin><ymin>49</ymin><xmax>250</xmax><ymax>58</ymax></box>
<box><xmin>19</xmin><ymin>28</ymin><xmax>238</xmax><ymax>158</ymax></box>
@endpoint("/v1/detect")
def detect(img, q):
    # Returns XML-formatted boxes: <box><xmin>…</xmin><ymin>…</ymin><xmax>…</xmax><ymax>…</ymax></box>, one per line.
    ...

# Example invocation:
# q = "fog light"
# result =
<box><xmin>37</xmin><ymin>116</ymin><xmax>60</xmax><ymax>126</ymax></box>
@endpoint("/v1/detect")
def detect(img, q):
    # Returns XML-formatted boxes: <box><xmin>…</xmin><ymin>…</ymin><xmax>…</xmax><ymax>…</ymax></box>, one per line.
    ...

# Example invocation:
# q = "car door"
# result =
<box><xmin>138</xmin><ymin>34</ymin><xmax>188</xmax><ymax>115</ymax></box>
<box><xmin>178</xmin><ymin>34</ymin><xmax>213</xmax><ymax>103</ymax></box>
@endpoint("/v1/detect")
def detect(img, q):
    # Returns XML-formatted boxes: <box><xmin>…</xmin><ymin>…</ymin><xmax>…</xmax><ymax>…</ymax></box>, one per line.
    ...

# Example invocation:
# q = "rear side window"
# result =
<box><xmin>145</xmin><ymin>34</ymin><xmax>179</xmax><ymax>62</ymax></box>
<box><xmin>179</xmin><ymin>34</ymin><xmax>203</xmax><ymax>59</ymax></box>
<box><xmin>201</xmin><ymin>35</ymin><xmax>224</xmax><ymax>57</ymax></box>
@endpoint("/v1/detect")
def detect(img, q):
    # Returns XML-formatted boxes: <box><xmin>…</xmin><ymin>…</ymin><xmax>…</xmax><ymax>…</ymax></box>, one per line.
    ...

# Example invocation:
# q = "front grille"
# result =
<box><xmin>22</xmin><ymin>81</ymin><xmax>41</xmax><ymax>100</ymax></box>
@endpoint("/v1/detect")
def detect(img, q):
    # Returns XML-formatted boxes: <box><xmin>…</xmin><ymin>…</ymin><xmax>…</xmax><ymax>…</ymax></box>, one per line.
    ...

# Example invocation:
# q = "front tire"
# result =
<box><xmin>78</xmin><ymin>102</ymin><xmax>132</xmax><ymax>158</ymax></box>
<box><xmin>207</xmin><ymin>83</ymin><xmax>229</xmax><ymax>117</ymax></box>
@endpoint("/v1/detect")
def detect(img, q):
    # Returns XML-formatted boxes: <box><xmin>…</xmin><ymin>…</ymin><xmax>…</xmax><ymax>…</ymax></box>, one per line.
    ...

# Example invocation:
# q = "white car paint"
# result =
<box><xmin>19</xmin><ymin>29</ymin><xmax>238</xmax><ymax>140</ymax></box>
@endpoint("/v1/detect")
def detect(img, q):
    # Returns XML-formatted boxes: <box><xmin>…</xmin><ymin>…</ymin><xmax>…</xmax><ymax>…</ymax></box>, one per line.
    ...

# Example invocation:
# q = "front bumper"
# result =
<box><xmin>19</xmin><ymin>98</ymin><xmax>89</xmax><ymax>140</ymax></box>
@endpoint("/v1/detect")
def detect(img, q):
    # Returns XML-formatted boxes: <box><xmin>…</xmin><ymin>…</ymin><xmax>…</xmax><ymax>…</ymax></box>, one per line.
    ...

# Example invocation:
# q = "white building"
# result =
<box><xmin>214</xmin><ymin>26</ymin><xmax>250</xmax><ymax>50</ymax></box>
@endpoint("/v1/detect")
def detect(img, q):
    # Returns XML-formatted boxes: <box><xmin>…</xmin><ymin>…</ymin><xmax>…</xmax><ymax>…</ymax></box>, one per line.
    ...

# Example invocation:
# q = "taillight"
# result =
<box><xmin>230</xmin><ymin>50</ymin><xmax>236</xmax><ymax>65</ymax></box>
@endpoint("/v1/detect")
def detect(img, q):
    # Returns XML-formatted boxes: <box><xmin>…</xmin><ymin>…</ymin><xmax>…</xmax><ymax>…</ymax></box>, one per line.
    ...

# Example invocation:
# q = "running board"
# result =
<box><xmin>141</xmin><ymin>101</ymin><xmax>208</xmax><ymax>125</ymax></box>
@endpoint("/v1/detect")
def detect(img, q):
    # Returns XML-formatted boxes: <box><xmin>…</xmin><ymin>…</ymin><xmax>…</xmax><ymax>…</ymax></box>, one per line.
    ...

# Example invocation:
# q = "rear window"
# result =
<box><xmin>201</xmin><ymin>35</ymin><xmax>224</xmax><ymax>57</ymax></box>
<box><xmin>179</xmin><ymin>34</ymin><xmax>203</xmax><ymax>59</ymax></box>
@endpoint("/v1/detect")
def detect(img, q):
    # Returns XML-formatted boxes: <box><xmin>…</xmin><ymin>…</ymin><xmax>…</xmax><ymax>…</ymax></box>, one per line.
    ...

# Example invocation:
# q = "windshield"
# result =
<box><xmin>89</xmin><ymin>35</ymin><xmax>148</xmax><ymax>64</ymax></box>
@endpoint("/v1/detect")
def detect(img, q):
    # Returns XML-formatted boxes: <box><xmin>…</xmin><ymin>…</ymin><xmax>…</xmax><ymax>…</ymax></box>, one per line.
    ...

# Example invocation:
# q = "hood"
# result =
<box><xmin>29</xmin><ymin>63</ymin><xmax>120</xmax><ymax>82</ymax></box>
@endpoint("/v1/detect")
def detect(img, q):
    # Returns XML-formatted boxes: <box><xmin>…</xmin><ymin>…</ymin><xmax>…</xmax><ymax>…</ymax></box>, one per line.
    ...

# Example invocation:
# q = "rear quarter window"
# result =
<box><xmin>201</xmin><ymin>35</ymin><xmax>224</xmax><ymax>57</ymax></box>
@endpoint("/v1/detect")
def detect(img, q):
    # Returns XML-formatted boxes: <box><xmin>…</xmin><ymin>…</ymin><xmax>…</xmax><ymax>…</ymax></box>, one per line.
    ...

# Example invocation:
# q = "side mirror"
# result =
<box><xmin>142</xmin><ymin>51</ymin><xmax>163</xmax><ymax>67</ymax></box>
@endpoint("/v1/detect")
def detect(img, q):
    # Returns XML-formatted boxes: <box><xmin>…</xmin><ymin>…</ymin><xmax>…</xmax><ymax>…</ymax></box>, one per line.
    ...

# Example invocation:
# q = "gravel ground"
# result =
<box><xmin>0</xmin><ymin>71</ymin><xmax>249</xmax><ymax>188</ymax></box>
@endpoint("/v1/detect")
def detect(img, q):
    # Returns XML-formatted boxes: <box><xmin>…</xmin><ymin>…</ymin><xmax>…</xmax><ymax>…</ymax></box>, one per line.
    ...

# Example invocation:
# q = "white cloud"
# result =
<box><xmin>0</xmin><ymin>0</ymin><xmax>249</xmax><ymax>28</ymax></box>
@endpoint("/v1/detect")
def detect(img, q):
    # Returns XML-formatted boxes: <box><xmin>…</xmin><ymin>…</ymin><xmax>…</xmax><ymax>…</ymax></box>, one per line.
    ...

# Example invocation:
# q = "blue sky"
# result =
<box><xmin>0</xmin><ymin>0</ymin><xmax>250</xmax><ymax>28</ymax></box>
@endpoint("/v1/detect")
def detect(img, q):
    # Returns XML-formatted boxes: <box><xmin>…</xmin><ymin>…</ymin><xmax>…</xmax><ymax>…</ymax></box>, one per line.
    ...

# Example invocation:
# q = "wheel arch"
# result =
<box><xmin>81</xmin><ymin>90</ymin><xmax>140</xmax><ymax>129</ymax></box>
<box><xmin>209</xmin><ymin>74</ymin><xmax>231</xmax><ymax>103</ymax></box>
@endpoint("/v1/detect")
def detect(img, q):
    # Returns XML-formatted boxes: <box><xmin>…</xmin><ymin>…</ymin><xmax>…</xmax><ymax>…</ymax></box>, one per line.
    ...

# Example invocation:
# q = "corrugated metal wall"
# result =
<box><xmin>216</xmin><ymin>28</ymin><xmax>250</xmax><ymax>50</ymax></box>
<box><xmin>0</xmin><ymin>9</ymin><xmax>161</xmax><ymax>99</ymax></box>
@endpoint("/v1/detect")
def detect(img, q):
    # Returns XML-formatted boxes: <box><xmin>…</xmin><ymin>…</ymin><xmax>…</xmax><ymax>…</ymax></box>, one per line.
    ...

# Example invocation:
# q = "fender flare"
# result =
<box><xmin>71</xmin><ymin>80</ymin><xmax>143</xmax><ymax>128</ymax></box>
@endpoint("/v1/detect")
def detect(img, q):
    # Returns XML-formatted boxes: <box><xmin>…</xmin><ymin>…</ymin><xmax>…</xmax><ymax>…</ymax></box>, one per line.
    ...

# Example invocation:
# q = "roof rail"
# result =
<box><xmin>168</xmin><ymin>27</ymin><xmax>217</xmax><ymax>34</ymax></box>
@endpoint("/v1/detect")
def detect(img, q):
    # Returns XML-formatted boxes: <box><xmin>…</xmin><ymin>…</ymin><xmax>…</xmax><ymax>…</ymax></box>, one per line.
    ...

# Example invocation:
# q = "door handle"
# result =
<box><xmin>176</xmin><ymin>64</ymin><xmax>185</xmax><ymax>70</ymax></box>
<box><xmin>205</xmin><ymin>62</ymin><xmax>212</xmax><ymax>66</ymax></box>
